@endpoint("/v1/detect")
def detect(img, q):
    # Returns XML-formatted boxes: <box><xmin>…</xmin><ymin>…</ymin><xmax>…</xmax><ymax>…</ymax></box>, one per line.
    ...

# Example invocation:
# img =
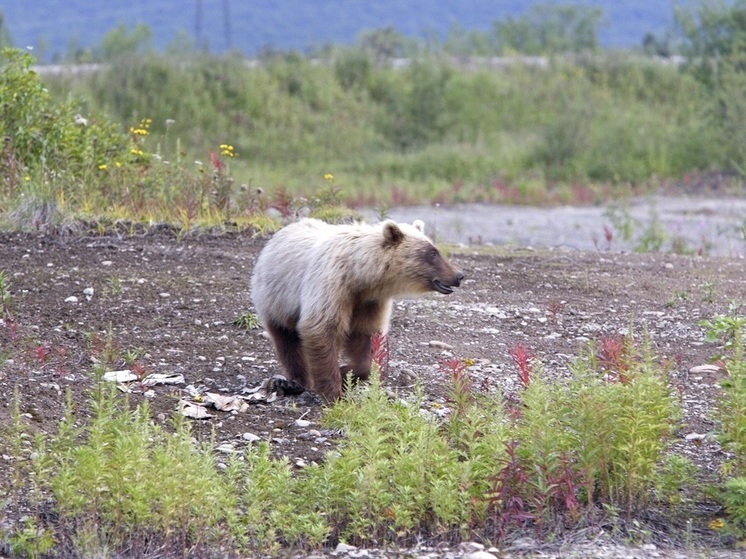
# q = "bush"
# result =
<box><xmin>0</xmin><ymin>48</ymin><xmax>128</xmax><ymax>194</ymax></box>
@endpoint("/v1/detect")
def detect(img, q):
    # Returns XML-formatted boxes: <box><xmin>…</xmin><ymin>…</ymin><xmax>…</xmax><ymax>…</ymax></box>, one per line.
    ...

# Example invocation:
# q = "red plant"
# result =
<box><xmin>34</xmin><ymin>344</ymin><xmax>52</xmax><ymax>364</ymax></box>
<box><xmin>270</xmin><ymin>187</ymin><xmax>295</xmax><ymax>218</ymax></box>
<box><xmin>440</xmin><ymin>357</ymin><xmax>469</xmax><ymax>383</ymax></box>
<box><xmin>510</xmin><ymin>343</ymin><xmax>534</xmax><ymax>388</ymax></box>
<box><xmin>603</xmin><ymin>224</ymin><xmax>614</xmax><ymax>248</ymax></box>
<box><xmin>597</xmin><ymin>335</ymin><xmax>630</xmax><ymax>383</ymax></box>
<box><xmin>440</xmin><ymin>357</ymin><xmax>474</xmax><ymax>412</ymax></box>
<box><xmin>488</xmin><ymin>440</ymin><xmax>535</xmax><ymax>540</ymax></box>
<box><xmin>131</xmin><ymin>361</ymin><xmax>148</xmax><ymax>379</ymax></box>
<box><xmin>370</xmin><ymin>332</ymin><xmax>389</xmax><ymax>376</ymax></box>
<box><xmin>208</xmin><ymin>150</ymin><xmax>224</xmax><ymax>173</ymax></box>
<box><xmin>549</xmin><ymin>455</ymin><xmax>582</xmax><ymax>521</ymax></box>
<box><xmin>547</xmin><ymin>299</ymin><xmax>564</xmax><ymax>323</ymax></box>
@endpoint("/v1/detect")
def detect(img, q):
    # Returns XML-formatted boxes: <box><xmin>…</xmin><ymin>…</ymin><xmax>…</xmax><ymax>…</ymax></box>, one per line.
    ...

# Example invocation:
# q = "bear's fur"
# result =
<box><xmin>250</xmin><ymin>218</ymin><xmax>464</xmax><ymax>400</ymax></box>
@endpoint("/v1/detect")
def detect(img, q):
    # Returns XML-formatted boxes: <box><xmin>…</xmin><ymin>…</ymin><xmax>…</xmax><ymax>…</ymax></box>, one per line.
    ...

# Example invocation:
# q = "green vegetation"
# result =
<box><xmin>0</xmin><ymin>0</ymin><xmax>745</xmax><ymax>230</ymax></box>
<box><xmin>2</xmin><ymin>334</ymin><xmax>697</xmax><ymax>555</ymax></box>
<box><xmin>1</xmin><ymin>3</ymin><xmax>746</xmax><ymax>552</ymax></box>
<box><xmin>701</xmin><ymin>306</ymin><xmax>746</xmax><ymax>538</ymax></box>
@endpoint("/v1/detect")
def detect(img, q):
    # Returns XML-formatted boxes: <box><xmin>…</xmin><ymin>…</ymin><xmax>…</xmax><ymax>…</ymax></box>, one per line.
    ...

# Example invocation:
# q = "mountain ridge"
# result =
<box><xmin>4</xmin><ymin>1</ymin><xmax>684</xmax><ymax>62</ymax></box>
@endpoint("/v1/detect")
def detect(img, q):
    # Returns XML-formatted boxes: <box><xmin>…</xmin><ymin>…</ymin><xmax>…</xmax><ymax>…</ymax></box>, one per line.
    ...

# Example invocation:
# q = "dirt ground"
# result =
<box><xmin>0</xmin><ymin>213</ymin><xmax>745</xmax><ymax>557</ymax></box>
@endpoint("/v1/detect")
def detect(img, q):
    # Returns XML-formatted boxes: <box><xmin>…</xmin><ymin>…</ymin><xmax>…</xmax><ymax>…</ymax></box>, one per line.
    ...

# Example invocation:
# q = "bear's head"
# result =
<box><xmin>382</xmin><ymin>220</ymin><xmax>465</xmax><ymax>296</ymax></box>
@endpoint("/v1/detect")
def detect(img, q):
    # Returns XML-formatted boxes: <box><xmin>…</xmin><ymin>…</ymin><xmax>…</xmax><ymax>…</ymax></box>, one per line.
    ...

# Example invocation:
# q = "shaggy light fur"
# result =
<box><xmin>251</xmin><ymin>218</ymin><xmax>464</xmax><ymax>400</ymax></box>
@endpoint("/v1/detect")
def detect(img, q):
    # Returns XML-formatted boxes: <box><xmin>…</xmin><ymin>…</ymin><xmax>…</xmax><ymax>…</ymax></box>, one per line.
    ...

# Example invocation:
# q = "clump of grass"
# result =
<box><xmin>700</xmin><ymin>307</ymin><xmax>746</xmax><ymax>538</ymax></box>
<box><xmin>0</xmin><ymin>269</ymin><xmax>11</xmax><ymax>317</ymax></box>
<box><xmin>313</xmin><ymin>370</ymin><xmax>506</xmax><ymax>545</ymax></box>
<box><xmin>233</xmin><ymin>311</ymin><xmax>261</xmax><ymax>330</ymax></box>
<box><xmin>43</xmin><ymin>384</ymin><xmax>240</xmax><ymax>556</ymax></box>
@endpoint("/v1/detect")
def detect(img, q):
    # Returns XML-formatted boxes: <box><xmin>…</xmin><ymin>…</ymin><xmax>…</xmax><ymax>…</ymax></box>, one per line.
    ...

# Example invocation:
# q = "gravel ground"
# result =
<box><xmin>1</xmin><ymin>197</ymin><xmax>745</xmax><ymax>558</ymax></box>
<box><xmin>366</xmin><ymin>195</ymin><xmax>746</xmax><ymax>257</ymax></box>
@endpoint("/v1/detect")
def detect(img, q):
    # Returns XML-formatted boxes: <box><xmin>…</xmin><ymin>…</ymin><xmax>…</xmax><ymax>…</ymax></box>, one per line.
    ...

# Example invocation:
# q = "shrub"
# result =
<box><xmin>47</xmin><ymin>384</ymin><xmax>240</xmax><ymax>555</ymax></box>
<box><xmin>494</xmin><ymin>334</ymin><xmax>681</xmax><ymax>537</ymax></box>
<box><xmin>0</xmin><ymin>48</ymin><xmax>128</xmax><ymax>194</ymax></box>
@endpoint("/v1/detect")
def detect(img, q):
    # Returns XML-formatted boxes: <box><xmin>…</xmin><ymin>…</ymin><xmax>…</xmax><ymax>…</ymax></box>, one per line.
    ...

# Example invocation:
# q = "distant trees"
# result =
<box><xmin>443</xmin><ymin>3</ymin><xmax>604</xmax><ymax>56</ymax></box>
<box><xmin>676</xmin><ymin>0</ymin><xmax>746</xmax><ymax>61</ymax></box>
<box><xmin>675</xmin><ymin>0</ymin><xmax>746</xmax><ymax>170</ymax></box>
<box><xmin>0</xmin><ymin>10</ymin><xmax>13</xmax><ymax>49</ymax></box>
<box><xmin>98</xmin><ymin>23</ymin><xmax>153</xmax><ymax>60</ymax></box>
<box><xmin>493</xmin><ymin>3</ymin><xmax>604</xmax><ymax>55</ymax></box>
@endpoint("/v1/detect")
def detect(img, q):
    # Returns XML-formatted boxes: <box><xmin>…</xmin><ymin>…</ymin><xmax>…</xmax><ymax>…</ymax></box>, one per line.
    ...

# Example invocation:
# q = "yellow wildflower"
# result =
<box><xmin>98</xmin><ymin>163</ymin><xmax>107</xmax><ymax>170</ymax></box>
<box><xmin>709</xmin><ymin>518</ymin><xmax>725</xmax><ymax>531</ymax></box>
<box><xmin>324</xmin><ymin>173</ymin><xmax>334</xmax><ymax>182</ymax></box>
<box><xmin>115</xmin><ymin>161</ymin><xmax>122</xmax><ymax>168</ymax></box>
<box><xmin>220</xmin><ymin>144</ymin><xmax>236</xmax><ymax>157</ymax></box>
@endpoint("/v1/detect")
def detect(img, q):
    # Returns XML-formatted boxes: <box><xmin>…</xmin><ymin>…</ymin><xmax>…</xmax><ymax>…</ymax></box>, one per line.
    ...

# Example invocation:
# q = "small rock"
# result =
<box><xmin>464</xmin><ymin>552</ymin><xmax>497</xmax><ymax>559</ymax></box>
<box><xmin>242</xmin><ymin>432</ymin><xmax>261</xmax><ymax>443</ymax></box>
<box><xmin>216</xmin><ymin>443</ymin><xmax>236</xmax><ymax>454</ymax></box>
<box><xmin>295</xmin><ymin>419</ymin><xmax>312</xmax><ymax>428</ymax></box>
<box><xmin>428</xmin><ymin>340</ymin><xmax>453</xmax><ymax>350</ymax></box>
<box><xmin>459</xmin><ymin>542</ymin><xmax>485</xmax><ymax>553</ymax></box>
<box><xmin>334</xmin><ymin>542</ymin><xmax>357</xmax><ymax>554</ymax></box>
<box><xmin>64</xmin><ymin>296</ymin><xmax>79</xmax><ymax>303</ymax></box>
<box><xmin>508</xmin><ymin>537</ymin><xmax>537</xmax><ymax>550</ymax></box>
<box><xmin>101</xmin><ymin>260</ymin><xmax>113</xmax><ymax>266</ymax></box>
<box><xmin>689</xmin><ymin>364</ymin><xmax>722</xmax><ymax>375</ymax></box>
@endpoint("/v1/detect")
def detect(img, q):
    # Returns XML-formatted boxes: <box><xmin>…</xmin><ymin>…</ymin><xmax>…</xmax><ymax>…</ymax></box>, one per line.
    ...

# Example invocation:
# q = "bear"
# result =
<box><xmin>250</xmin><ymin>218</ymin><xmax>464</xmax><ymax>401</ymax></box>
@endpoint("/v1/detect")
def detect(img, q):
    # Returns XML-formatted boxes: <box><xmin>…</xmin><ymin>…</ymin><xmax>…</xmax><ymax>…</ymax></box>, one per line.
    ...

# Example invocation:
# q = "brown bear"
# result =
<box><xmin>250</xmin><ymin>218</ymin><xmax>464</xmax><ymax>401</ymax></box>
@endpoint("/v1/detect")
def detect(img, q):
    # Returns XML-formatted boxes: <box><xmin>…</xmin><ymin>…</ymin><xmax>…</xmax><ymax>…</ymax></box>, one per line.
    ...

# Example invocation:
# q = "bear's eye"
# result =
<box><xmin>427</xmin><ymin>248</ymin><xmax>439</xmax><ymax>261</ymax></box>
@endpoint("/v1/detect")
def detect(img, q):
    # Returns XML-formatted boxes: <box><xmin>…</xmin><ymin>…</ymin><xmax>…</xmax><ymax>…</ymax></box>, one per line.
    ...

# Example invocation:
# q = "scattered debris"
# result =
<box><xmin>141</xmin><ymin>373</ymin><xmax>185</xmax><ymax>386</ymax></box>
<box><xmin>178</xmin><ymin>400</ymin><xmax>213</xmax><ymax>419</ymax></box>
<box><xmin>103</xmin><ymin>370</ymin><xmax>138</xmax><ymax>383</ymax></box>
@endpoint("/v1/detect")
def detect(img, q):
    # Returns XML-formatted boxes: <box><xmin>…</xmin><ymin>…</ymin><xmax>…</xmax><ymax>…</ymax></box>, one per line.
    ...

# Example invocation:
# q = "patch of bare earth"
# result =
<box><xmin>0</xmin><ymin>227</ymin><xmax>745</xmax><ymax>558</ymax></box>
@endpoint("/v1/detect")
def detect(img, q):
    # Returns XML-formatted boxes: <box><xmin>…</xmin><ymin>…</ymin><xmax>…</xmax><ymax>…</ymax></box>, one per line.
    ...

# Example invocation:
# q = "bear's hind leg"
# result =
<box><xmin>343</xmin><ymin>332</ymin><xmax>372</xmax><ymax>382</ymax></box>
<box><xmin>265</xmin><ymin>322</ymin><xmax>309</xmax><ymax>388</ymax></box>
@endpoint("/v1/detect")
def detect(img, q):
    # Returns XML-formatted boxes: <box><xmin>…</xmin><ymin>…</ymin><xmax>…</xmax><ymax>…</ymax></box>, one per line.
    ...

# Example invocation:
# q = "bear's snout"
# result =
<box><xmin>431</xmin><ymin>270</ymin><xmax>464</xmax><ymax>295</ymax></box>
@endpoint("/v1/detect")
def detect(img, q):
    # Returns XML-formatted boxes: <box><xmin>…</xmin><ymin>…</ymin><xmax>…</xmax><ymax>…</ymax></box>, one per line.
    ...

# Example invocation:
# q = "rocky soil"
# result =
<box><xmin>0</xmin><ymin>201</ymin><xmax>745</xmax><ymax>558</ymax></box>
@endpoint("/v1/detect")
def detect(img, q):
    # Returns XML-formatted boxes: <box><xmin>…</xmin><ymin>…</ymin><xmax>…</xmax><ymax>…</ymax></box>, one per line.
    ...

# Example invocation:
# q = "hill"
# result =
<box><xmin>4</xmin><ymin>0</ymin><xmax>684</xmax><ymax>61</ymax></box>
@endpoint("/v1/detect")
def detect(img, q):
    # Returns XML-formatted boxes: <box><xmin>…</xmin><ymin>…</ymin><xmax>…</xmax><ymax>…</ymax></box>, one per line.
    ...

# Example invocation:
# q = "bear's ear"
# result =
<box><xmin>413</xmin><ymin>219</ymin><xmax>425</xmax><ymax>233</ymax></box>
<box><xmin>382</xmin><ymin>221</ymin><xmax>405</xmax><ymax>247</ymax></box>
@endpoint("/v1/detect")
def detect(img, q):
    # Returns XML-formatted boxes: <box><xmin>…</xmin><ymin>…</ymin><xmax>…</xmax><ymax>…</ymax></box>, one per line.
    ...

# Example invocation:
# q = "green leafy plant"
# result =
<box><xmin>0</xmin><ymin>269</ymin><xmax>10</xmax><ymax>316</ymax></box>
<box><xmin>46</xmin><ymin>383</ymin><xmax>241</xmax><ymax>555</ymax></box>
<box><xmin>494</xmin><ymin>333</ymin><xmax>681</xmax><ymax>537</ymax></box>
<box><xmin>721</xmin><ymin>476</ymin><xmax>746</xmax><ymax>536</ymax></box>
<box><xmin>9</xmin><ymin>518</ymin><xmax>56</xmax><ymax>559</ymax></box>
<box><xmin>233</xmin><ymin>311</ymin><xmax>261</xmax><ymax>330</ymax></box>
